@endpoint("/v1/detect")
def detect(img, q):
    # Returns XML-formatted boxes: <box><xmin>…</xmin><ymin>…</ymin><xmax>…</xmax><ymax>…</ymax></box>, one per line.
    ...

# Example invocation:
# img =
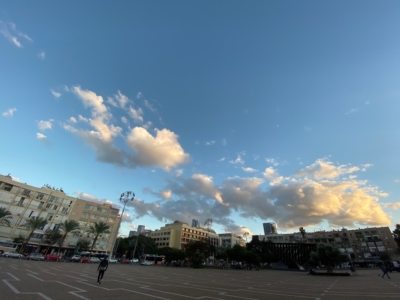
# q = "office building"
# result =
<box><xmin>263</xmin><ymin>222</ymin><xmax>277</xmax><ymax>235</ymax></box>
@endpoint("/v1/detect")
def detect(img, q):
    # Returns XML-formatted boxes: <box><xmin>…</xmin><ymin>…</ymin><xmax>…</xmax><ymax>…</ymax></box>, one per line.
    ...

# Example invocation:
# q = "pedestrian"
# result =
<box><xmin>381</xmin><ymin>265</ymin><xmax>391</xmax><ymax>279</ymax></box>
<box><xmin>97</xmin><ymin>257</ymin><xmax>109</xmax><ymax>284</ymax></box>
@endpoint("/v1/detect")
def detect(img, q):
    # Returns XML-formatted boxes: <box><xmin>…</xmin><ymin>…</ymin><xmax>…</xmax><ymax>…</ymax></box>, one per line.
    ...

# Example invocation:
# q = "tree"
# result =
<box><xmin>87</xmin><ymin>221</ymin><xmax>110</xmax><ymax>256</ymax></box>
<box><xmin>0</xmin><ymin>207</ymin><xmax>12</xmax><ymax>226</ymax></box>
<box><xmin>190</xmin><ymin>249</ymin><xmax>204</xmax><ymax>268</ymax></box>
<box><xmin>299</xmin><ymin>227</ymin><xmax>306</xmax><ymax>240</ymax></box>
<box><xmin>392</xmin><ymin>224</ymin><xmax>400</xmax><ymax>247</ymax></box>
<box><xmin>42</xmin><ymin>229</ymin><xmax>63</xmax><ymax>255</ymax></box>
<box><xmin>76</xmin><ymin>238</ymin><xmax>91</xmax><ymax>252</ymax></box>
<box><xmin>20</xmin><ymin>216</ymin><xmax>48</xmax><ymax>253</ymax></box>
<box><xmin>57</xmin><ymin>220</ymin><xmax>80</xmax><ymax>254</ymax></box>
<box><xmin>158</xmin><ymin>247</ymin><xmax>185</xmax><ymax>264</ymax></box>
<box><xmin>226</xmin><ymin>244</ymin><xmax>248</xmax><ymax>262</ymax></box>
<box><xmin>309</xmin><ymin>244</ymin><xmax>348</xmax><ymax>273</ymax></box>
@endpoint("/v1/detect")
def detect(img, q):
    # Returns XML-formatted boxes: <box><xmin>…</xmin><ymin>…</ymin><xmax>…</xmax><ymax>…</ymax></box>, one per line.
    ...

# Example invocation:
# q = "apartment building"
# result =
<box><xmin>0</xmin><ymin>174</ymin><xmax>120</xmax><ymax>254</ymax></box>
<box><xmin>255</xmin><ymin>226</ymin><xmax>398</xmax><ymax>264</ymax></box>
<box><xmin>219</xmin><ymin>233</ymin><xmax>246</xmax><ymax>248</ymax></box>
<box><xmin>151</xmin><ymin>220</ymin><xmax>220</xmax><ymax>249</ymax></box>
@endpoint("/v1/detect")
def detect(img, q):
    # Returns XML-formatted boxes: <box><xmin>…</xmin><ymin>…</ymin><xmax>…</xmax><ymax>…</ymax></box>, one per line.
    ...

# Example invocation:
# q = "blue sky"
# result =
<box><xmin>1</xmin><ymin>1</ymin><xmax>400</xmax><ymax>237</ymax></box>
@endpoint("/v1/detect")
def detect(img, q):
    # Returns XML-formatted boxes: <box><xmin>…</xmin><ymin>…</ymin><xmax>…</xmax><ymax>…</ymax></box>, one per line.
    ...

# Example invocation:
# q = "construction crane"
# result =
<box><xmin>204</xmin><ymin>218</ymin><xmax>213</xmax><ymax>230</ymax></box>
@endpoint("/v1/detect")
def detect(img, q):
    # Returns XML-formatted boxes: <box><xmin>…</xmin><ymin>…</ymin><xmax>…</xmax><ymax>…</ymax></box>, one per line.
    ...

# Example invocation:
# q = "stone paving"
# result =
<box><xmin>0</xmin><ymin>257</ymin><xmax>399</xmax><ymax>300</ymax></box>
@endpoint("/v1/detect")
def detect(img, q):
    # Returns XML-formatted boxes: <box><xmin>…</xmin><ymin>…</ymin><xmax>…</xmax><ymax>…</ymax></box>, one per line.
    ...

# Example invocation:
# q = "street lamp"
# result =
<box><xmin>109</xmin><ymin>191</ymin><xmax>135</xmax><ymax>259</ymax></box>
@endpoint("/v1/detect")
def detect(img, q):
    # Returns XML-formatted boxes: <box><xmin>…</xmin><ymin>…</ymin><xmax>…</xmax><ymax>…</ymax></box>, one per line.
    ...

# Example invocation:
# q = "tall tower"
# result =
<box><xmin>192</xmin><ymin>219</ymin><xmax>199</xmax><ymax>228</ymax></box>
<box><xmin>263</xmin><ymin>222</ymin><xmax>277</xmax><ymax>235</ymax></box>
<box><xmin>137</xmin><ymin>225</ymin><xmax>145</xmax><ymax>234</ymax></box>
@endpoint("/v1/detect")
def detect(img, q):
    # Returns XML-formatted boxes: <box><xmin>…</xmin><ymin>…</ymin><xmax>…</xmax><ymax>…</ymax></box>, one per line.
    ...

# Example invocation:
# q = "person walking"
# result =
<box><xmin>97</xmin><ymin>257</ymin><xmax>109</xmax><ymax>284</ymax></box>
<box><xmin>381</xmin><ymin>265</ymin><xmax>391</xmax><ymax>279</ymax></box>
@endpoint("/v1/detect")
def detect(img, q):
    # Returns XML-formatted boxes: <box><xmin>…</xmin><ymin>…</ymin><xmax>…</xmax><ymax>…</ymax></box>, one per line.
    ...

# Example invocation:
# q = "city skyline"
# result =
<box><xmin>1</xmin><ymin>1</ymin><xmax>400</xmax><ymax>237</ymax></box>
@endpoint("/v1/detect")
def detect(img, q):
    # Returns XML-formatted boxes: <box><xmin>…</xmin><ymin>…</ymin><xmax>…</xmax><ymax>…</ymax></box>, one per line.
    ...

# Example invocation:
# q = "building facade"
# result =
<box><xmin>263</xmin><ymin>222</ymin><xmax>277</xmax><ymax>235</ymax></box>
<box><xmin>0</xmin><ymin>174</ymin><xmax>121</xmax><ymax>255</ymax></box>
<box><xmin>151</xmin><ymin>220</ymin><xmax>220</xmax><ymax>249</ymax></box>
<box><xmin>255</xmin><ymin>226</ymin><xmax>398</xmax><ymax>265</ymax></box>
<box><xmin>219</xmin><ymin>233</ymin><xmax>246</xmax><ymax>248</ymax></box>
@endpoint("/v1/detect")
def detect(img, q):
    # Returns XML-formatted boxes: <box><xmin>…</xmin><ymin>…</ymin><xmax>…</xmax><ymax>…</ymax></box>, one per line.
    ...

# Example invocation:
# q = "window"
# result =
<box><xmin>21</xmin><ymin>189</ymin><xmax>31</xmax><ymax>197</ymax></box>
<box><xmin>38</xmin><ymin>202</ymin><xmax>44</xmax><ymax>209</ymax></box>
<box><xmin>18</xmin><ymin>197</ymin><xmax>25</xmax><ymax>206</ymax></box>
<box><xmin>49</xmin><ymin>195</ymin><xmax>57</xmax><ymax>202</ymax></box>
<box><xmin>52</xmin><ymin>205</ymin><xmax>58</xmax><ymax>210</ymax></box>
<box><xmin>81</xmin><ymin>212</ymin><xmax>89</xmax><ymax>218</ymax></box>
<box><xmin>96</xmin><ymin>207</ymin><xmax>102</xmax><ymax>212</ymax></box>
<box><xmin>84</xmin><ymin>204</ymin><xmax>93</xmax><ymax>210</ymax></box>
<box><xmin>92</xmin><ymin>214</ymin><xmax>99</xmax><ymax>220</ymax></box>
<box><xmin>36</xmin><ymin>193</ymin><xmax>45</xmax><ymax>200</ymax></box>
<box><xmin>47</xmin><ymin>213</ymin><xmax>53</xmax><ymax>221</ymax></box>
<box><xmin>110</xmin><ymin>210</ymin><xmax>118</xmax><ymax>215</ymax></box>
<box><xmin>102</xmin><ymin>209</ymin><xmax>109</xmax><ymax>214</ymax></box>
<box><xmin>46</xmin><ymin>204</ymin><xmax>52</xmax><ymax>209</ymax></box>
<box><xmin>61</xmin><ymin>207</ymin><xmax>69</xmax><ymax>214</ymax></box>
<box><xmin>3</xmin><ymin>183</ymin><xmax>13</xmax><ymax>191</ymax></box>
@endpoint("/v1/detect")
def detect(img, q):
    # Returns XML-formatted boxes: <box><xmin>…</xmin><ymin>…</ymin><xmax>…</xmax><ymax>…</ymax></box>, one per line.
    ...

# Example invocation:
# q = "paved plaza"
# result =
<box><xmin>0</xmin><ymin>257</ymin><xmax>399</xmax><ymax>300</ymax></box>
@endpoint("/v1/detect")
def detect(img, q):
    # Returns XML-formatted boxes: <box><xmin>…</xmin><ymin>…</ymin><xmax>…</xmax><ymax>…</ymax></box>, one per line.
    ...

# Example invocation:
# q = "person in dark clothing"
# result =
<box><xmin>381</xmin><ymin>265</ymin><xmax>391</xmax><ymax>279</ymax></box>
<box><xmin>97</xmin><ymin>257</ymin><xmax>109</xmax><ymax>284</ymax></box>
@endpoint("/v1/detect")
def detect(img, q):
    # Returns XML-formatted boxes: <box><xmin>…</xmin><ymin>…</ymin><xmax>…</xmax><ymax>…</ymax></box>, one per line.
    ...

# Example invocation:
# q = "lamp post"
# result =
<box><xmin>132</xmin><ymin>231</ymin><xmax>140</xmax><ymax>260</ymax></box>
<box><xmin>109</xmin><ymin>191</ymin><xmax>135</xmax><ymax>259</ymax></box>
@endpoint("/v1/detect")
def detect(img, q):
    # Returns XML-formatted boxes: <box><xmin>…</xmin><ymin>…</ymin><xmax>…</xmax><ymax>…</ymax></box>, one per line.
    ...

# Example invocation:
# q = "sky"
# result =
<box><xmin>1</xmin><ymin>1</ymin><xmax>400</xmax><ymax>237</ymax></box>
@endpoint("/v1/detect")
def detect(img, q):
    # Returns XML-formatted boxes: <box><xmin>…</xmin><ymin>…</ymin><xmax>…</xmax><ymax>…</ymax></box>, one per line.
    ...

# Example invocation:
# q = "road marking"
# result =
<box><xmin>26</xmin><ymin>269</ymin><xmax>39</xmax><ymax>274</ymax></box>
<box><xmin>3</xmin><ymin>279</ymin><xmax>53</xmax><ymax>300</ymax></box>
<box><xmin>7</xmin><ymin>272</ymin><xmax>19</xmax><ymax>280</ymax></box>
<box><xmin>28</xmin><ymin>273</ymin><xmax>44</xmax><ymax>281</ymax></box>
<box><xmin>10</xmin><ymin>265</ymin><xmax>18</xmax><ymax>270</ymax></box>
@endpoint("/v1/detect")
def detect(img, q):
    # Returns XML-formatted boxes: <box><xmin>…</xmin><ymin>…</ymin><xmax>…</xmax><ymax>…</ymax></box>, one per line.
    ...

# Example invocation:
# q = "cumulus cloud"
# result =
<box><xmin>128</xmin><ymin>159</ymin><xmax>391</xmax><ymax>232</ymax></box>
<box><xmin>0</xmin><ymin>21</ymin><xmax>32</xmax><ymax>47</ymax></box>
<box><xmin>266</xmin><ymin>158</ymin><xmax>279</xmax><ymax>166</ymax></box>
<box><xmin>73</xmin><ymin>191</ymin><xmax>114</xmax><ymax>206</ymax></box>
<box><xmin>381</xmin><ymin>202</ymin><xmax>400</xmax><ymax>210</ymax></box>
<box><xmin>115</xmin><ymin>91</ymin><xmax>129</xmax><ymax>108</ymax></box>
<box><xmin>51</xmin><ymin>89</ymin><xmax>61</xmax><ymax>98</ymax></box>
<box><xmin>230</xmin><ymin>153</ymin><xmax>245</xmax><ymax>165</ymax></box>
<box><xmin>107</xmin><ymin>97</ymin><xmax>118</xmax><ymax>107</ymax></box>
<box><xmin>69</xmin><ymin>117</ymin><xmax>77</xmax><ymax>123</ymax></box>
<box><xmin>62</xmin><ymin>86</ymin><xmax>189</xmax><ymax>171</ymax></box>
<box><xmin>126</xmin><ymin>127</ymin><xmax>190</xmax><ymax>171</ymax></box>
<box><xmin>205</xmin><ymin>141</ymin><xmax>216</xmax><ymax>146</ymax></box>
<box><xmin>38</xmin><ymin>120</ymin><xmax>53</xmax><ymax>131</ymax></box>
<box><xmin>2</xmin><ymin>108</ymin><xmax>17</xmax><ymax>117</ymax></box>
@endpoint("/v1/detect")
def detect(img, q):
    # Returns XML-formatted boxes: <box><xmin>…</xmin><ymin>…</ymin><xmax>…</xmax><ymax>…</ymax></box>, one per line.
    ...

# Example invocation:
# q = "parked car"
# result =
<box><xmin>120</xmin><ymin>258</ymin><xmax>131</xmax><ymax>264</ymax></box>
<box><xmin>90</xmin><ymin>257</ymin><xmax>101</xmax><ymax>263</ymax></box>
<box><xmin>45</xmin><ymin>254</ymin><xmax>60</xmax><ymax>261</ymax></box>
<box><xmin>28</xmin><ymin>252</ymin><xmax>44</xmax><ymax>261</ymax></box>
<box><xmin>130</xmin><ymin>258</ymin><xmax>139</xmax><ymax>263</ymax></box>
<box><xmin>3</xmin><ymin>251</ymin><xmax>22</xmax><ymax>259</ymax></box>
<box><xmin>109</xmin><ymin>257</ymin><xmax>117</xmax><ymax>263</ymax></box>
<box><xmin>141</xmin><ymin>260</ymin><xmax>153</xmax><ymax>266</ymax></box>
<box><xmin>70</xmin><ymin>255</ymin><xmax>81</xmax><ymax>262</ymax></box>
<box><xmin>79</xmin><ymin>257</ymin><xmax>91</xmax><ymax>263</ymax></box>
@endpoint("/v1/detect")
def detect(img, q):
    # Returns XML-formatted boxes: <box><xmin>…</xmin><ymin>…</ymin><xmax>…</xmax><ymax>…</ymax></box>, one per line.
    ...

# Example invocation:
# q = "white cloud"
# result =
<box><xmin>136</xmin><ymin>92</ymin><xmax>143</xmax><ymax>99</ymax></box>
<box><xmin>175</xmin><ymin>169</ymin><xmax>183</xmax><ymax>177</ymax></box>
<box><xmin>121</xmin><ymin>116</ymin><xmax>129</xmax><ymax>125</ymax></box>
<box><xmin>115</xmin><ymin>91</ymin><xmax>129</xmax><ymax>108</ymax></box>
<box><xmin>51</xmin><ymin>89</ymin><xmax>61</xmax><ymax>98</ymax></box>
<box><xmin>0</xmin><ymin>21</ymin><xmax>32</xmax><ymax>47</ymax></box>
<box><xmin>205</xmin><ymin>141</ymin><xmax>216</xmax><ymax>146</ymax></box>
<box><xmin>73</xmin><ymin>191</ymin><xmax>114</xmax><ymax>206</ymax></box>
<box><xmin>242</xmin><ymin>167</ymin><xmax>258</xmax><ymax>173</ymax></box>
<box><xmin>222</xmin><ymin>139</ymin><xmax>227</xmax><ymax>146</ymax></box>
<box><xmin>2</xmin><ymin>108</ymin><xmax>17</xmax><ymax>117</ymax></box>
<box><xmin>144</xmin><ymin>99</ymin><xmax>156</xmax><ymax>112</ymax></box>
<box><xmin>69</xmin><ymin>117</ymin><xmax>77</xmax><ymax>123</ymax></box>
<box><xmin>218</xmin><ymin>157</ymin><xmax>226</xmax><ymax>162</ymax></box>
<box><xmin>266</xmin><ymin>158</ymin><xmax>279</xmax><ymax>166</ymax></box>
<box><xmin>78</xmin><ymin>115</ymin><xmax>88</xmax><ymax>122</ymax></box>
<box><xmin>72</xmin><ymin>86</ymin><xmax>107</xmax><ymax>116</ymax></box>
<box><xmin>128</xmin><ymin>106</ymin><xmax>144</xmax><ymax>123</ymax></box>
<box><xmin>395</xmin><ymin>180</ymin><xmax>400</xmax><ymax>183</ymax></box>
<box><xmin>126</xmin><ymin>127</ymin><xmax>190</xmax><ymax>171</ymax></box>
<box><xmin>127</xmin><ymin>159</ymin><xmax>391</xmax><ymax>231</ymax></box>
<box><xmin>36</xmin><ymin>133</ymin><xmax>46</xmax><ymax>139</ymax></box>
<box><xmin>107</xmin><ymin>97</ymin><xmax>118</xmax><ymax>107</ymax></box>
<box><xmin>38</xmin><ymin>51</ymin><xmax>45</xmax><ymax>60</ymax></box>
<box><xmin>381</xmin><ymin>202</ymin><xmax>400</xmax><ymax>210</ymax></box>
<box><xmin>345</xmin><ymin>108</ymin><xmax>358</xmax><ymax>115</ymax></box>
<box><xmin>230</xmin><ymin>153</ymin><xmax>245</xmax><ymax>165</ymax></box>
<box><xmin>38</xmin><ymin>120</ymin><xmax>53</xmax><ymax>131</ymax></box>
<box><xmin>160</xmin><ymin>190</ymin><xmax>172</xmax><ymax>199</ymax></box>
<box><xmin>295</xmin><ymin>159</ymin><xmax>359</xmax><ymax>180</ymax></box>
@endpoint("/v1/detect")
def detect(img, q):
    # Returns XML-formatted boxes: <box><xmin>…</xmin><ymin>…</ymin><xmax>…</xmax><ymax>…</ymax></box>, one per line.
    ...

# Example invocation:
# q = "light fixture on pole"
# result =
<box><xmin>109</xmin><ymin>191</ymin><xmax>135</xmax><ymax>259</ymax></box>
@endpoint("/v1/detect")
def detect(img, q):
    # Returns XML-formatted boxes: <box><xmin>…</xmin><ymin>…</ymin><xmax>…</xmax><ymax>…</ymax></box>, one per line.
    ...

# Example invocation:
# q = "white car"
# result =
<box><xmin>141</xmin><ymin>260</ymin><xmax>153</xmax><ymax>266</ymax></box>
<box><xmin>3</xmin><ymin>251</ymin><xmax>22</xmax><ymax>259</ymax></box>
<box><xmin>130</xmin><ymin>258</ymin><xmax>139</xmax><ymax>263</ymax></box>
<box><xmin>109</xmin><ymin>257</ymin><xmax>117</xmax><ymax>263</ymax></box>
<box><xmin>90</xmin><ymin>257</ymin><xmax>101</xmax><ymax>263</ymax></box>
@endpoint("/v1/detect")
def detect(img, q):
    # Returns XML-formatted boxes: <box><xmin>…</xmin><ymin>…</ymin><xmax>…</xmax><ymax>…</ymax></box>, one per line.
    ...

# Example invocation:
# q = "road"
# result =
<box><xmin>0</xmin><ymin>257</ymin><xmax>399</xmax><ymax>299</ymax></box>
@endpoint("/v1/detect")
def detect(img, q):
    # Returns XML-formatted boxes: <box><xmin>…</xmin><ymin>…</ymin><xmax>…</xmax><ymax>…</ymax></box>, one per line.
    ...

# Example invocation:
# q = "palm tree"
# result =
<box><xmin>20</xmin><ymin>216</ymin><xmax>48</xmax><ymax>253</ymax></box>
<box><xmin>299</xmin><ymin>227</ymin><xmax>306</xmax><ymax>240</ymax></box>
<box><xmin>87</xmin><ymin>221</ymin><xmax>110</xmax><ymax>256</ymax></box>
<box><xmin>57</xmin><ymin>220</ymin><xmax>80</xmax><ymax>254</ymax></box>
<box><xmin>42</xmin><ymin>229</ymin><xmax>63</xmax><ymax>256</ymax></box>
<box><xmin>0</xmin><ymin>207</ymin><xmax>12</xmax><ymax>226</ymax></box>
